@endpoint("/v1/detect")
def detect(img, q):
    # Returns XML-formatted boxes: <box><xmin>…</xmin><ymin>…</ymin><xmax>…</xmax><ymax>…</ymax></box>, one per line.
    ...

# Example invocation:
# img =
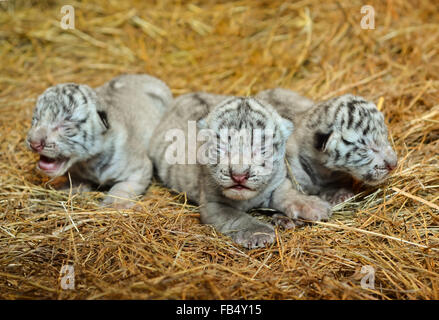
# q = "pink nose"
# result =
<box><xmin>232</xmin><ymin>173</ymin><xmax>248</xmax><ymax>184</ymax></box>
<box><xmin>30</xmin><ymin>140</ymin><xmax>45</xmax><ymax>152</ymax></box>
<box><xmin>385</xmin><ymin>160</ymin><xmax>397</xmax><ymax>171</ymax></box>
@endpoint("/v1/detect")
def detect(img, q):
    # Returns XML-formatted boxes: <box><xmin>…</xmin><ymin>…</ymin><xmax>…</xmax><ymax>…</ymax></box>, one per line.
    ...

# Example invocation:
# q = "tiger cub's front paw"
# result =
<box><xmin>329</xmin><ymin>188</ymin><xmax>355</xmax><ymax>206</ymax></box>
<box><xmin>285</xmin><ymin>195</ymin><xmax>332</xmax><ymax>222</ymax></box>
<box><xmin>101</xmin><ymin>196</ymin><xmax>136</xmax><ymax>209</ymax></box>
<box><xmin>272</xmin><ymin>213</ymin><xmax>296</xmax><ymax>229</ymax></box>
<box><xmin>228</xmin><ymin>221</ymin><xmax>275</xmax><ymax>249</ymax></box>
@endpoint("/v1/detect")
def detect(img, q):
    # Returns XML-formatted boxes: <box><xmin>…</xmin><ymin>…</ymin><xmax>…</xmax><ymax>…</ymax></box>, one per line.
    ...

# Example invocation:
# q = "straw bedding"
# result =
<box><xmin>0</xmin><ymin>0</ymin><xmax>438</xmax><ymax>299</ymax></box>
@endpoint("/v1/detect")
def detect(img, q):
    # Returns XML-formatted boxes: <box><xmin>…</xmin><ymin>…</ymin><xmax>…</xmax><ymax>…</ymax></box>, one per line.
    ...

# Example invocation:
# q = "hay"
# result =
<box><xmin>0</xmin><ymin>0</ymin><xmax>438</xmax><ymax>299</ymax></box>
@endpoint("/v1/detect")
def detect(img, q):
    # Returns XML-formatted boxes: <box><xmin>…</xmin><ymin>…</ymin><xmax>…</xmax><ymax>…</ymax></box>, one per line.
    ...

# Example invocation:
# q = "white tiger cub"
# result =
<box><xmin>26</xmin><ymin>74</ymin><xmax>173</xmax><ymax>208</ymax></box>
<box><xmin>148</xmin><ymin>93</ymin><xmax>331</xmax><ymax>249</ymax></box>
<box><xmin>256</xmin><ymin>88</ymin><xmax>398</xmax><ymax>205</ymax></box>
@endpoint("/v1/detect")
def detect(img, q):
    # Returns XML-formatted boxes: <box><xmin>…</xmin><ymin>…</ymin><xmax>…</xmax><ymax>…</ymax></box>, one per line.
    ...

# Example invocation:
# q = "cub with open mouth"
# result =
<box><xmin>26</xmin><ymin>74</ymin><xmax>172</xmax><ymax>208</ymax></box>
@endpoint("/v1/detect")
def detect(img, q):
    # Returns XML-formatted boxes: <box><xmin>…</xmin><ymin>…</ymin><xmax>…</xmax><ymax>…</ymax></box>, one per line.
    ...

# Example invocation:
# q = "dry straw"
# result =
<box><xmin>0</xmin><ymin>0</ymin><xmax>438</xmax><ymax>299</ymax></box>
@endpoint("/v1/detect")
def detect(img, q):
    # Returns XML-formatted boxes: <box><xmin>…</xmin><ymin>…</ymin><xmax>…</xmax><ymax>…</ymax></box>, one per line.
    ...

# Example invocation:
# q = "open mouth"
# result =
<box><xmin>38</xmin><ymin>155</ymin><xmax>68</xmax><ymax>174</ymax></box>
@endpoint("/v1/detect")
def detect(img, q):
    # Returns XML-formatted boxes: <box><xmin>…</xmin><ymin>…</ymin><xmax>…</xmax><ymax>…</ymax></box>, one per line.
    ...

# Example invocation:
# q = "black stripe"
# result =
<box><xmin>334</xmin><ymin>149</ymin><xmax>340</xmax><ymax>162</ymax></box>
<box><xmin>193</xmin><ymin>93</ymin><xmax>209</xmax><ymax>109</ymax></box>
<box><xmin>82</xmin><ymin>129</ymin><xmax>88</xmax><ymax>142</ymax></box>
<box><xmin>74</xmin><ymin>139</ymin><xmax>89</xmax><ymax>152</ymax></box>
<box><xmin>333</xmin><ymin>101</ymin><xmax>343</xmax><ymax>124</ymax></box>
<box><xmin>97</xmin><ymin>110</ymin><xmax>110</xmax><ymax>130</ymax></box>
<box><xmin>75</xmin><ymin>85</ymin><xmax>90</xmax><ymax>105</ymax></box>
<box><xmin>363</xmin><ymin>122</ymin><xmax>370</xmax><ymax>135</ymax></box>
<box><xmin>95</xmin><ymin>149</ymin><xmax>114</xmax><ymax>175</ymax></box>
<box><xmin>299</xmin><ymin>156</ymin><xmax>317</xmax><ymax>184</ymax></box>
<box><xmin>355</xmin><ymin>114</ymin><xmax>363</xmax><ymax>129</ymax></box>
<box><xmin>347</xmin><ymin>103</ymin><xmax>355</xmax><ymax>129</ymax></box>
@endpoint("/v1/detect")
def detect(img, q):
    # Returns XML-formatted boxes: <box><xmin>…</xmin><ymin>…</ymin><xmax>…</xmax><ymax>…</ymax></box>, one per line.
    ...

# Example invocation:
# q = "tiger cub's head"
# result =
<box><xmin>309</xmin><ymin>94</ymin><xmax>398</xmax><ymax>185</ymax></box>
<box><xmin>26</xmin><ymin>83</ymin><xmax>109</xmax><ymax>177</ymax></box>
<box><xmin>198</xmin><ymin>97</ymin><xmax>293</xmax><ymax>200</ymax></box>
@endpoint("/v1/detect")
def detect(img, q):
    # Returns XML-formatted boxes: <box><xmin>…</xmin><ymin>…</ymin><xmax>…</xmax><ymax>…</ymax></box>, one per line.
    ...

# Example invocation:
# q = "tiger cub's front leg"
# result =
<box><xmin>271</xmin><ymin>179</ymin><xmax>332</xmax><ymax>225</ymax></box>
<box><xmin>201</xmin><ymin>202</ymin><xmax>275</xmax><ymax>249</ymax></box>
<box><xmin>102</xmin><ymin>180</ymin><xmax>148</xmax><ymax>209</ymax></box>
<box><xmin>54</xmin><ymin>176</ymin><xmax>92</xmax><ymax>195</ymax></box>
<box><xmin>319</xmin><ymin>187</ymin><xmax>355</xmax><ymax>206</ymax></box>
<box><xmin>102</xmin><ymin>157</ymin><xmax>153</xmax><ymax>209</ymax></box>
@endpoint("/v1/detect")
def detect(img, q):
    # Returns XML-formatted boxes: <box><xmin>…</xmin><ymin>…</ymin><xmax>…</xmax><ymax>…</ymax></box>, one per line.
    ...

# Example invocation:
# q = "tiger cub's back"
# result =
<box><xmin>96</xmin><ymin>74</ymin><xmax>173</xmax><ymax>149</ymax></box>
<box><xmin>148</xmin><ymin>92</ymin><xmax>231</xmax><ymax>200</ymax></box>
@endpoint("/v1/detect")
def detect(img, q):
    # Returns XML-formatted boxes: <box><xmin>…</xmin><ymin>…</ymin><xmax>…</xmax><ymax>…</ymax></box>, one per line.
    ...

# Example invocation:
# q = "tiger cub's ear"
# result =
<box><xmin>314</xmin><ymin>129</ymin><xmax>340</xmax><ymax>152</ymax></box>
<box><xmin>97</xmin><ymin>110</ymin><xmax>110</xmax><ymax>131</ymax></box>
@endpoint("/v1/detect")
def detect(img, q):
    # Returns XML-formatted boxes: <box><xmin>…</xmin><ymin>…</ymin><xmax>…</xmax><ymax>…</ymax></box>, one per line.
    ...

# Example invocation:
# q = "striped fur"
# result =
<box><xmin>149</xmin><ymin>92</ymin><xmax>331</xmax><ymax>248</ymax></box>
<box><xmin>257</xmin><ymin>89</ymin><xmax>398</xmax><ymax>205</ymax></box>
<box><xmin>26</xmin><ymin>74</ymin><xmax>173</xmax><ymax>208</ymax></box>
